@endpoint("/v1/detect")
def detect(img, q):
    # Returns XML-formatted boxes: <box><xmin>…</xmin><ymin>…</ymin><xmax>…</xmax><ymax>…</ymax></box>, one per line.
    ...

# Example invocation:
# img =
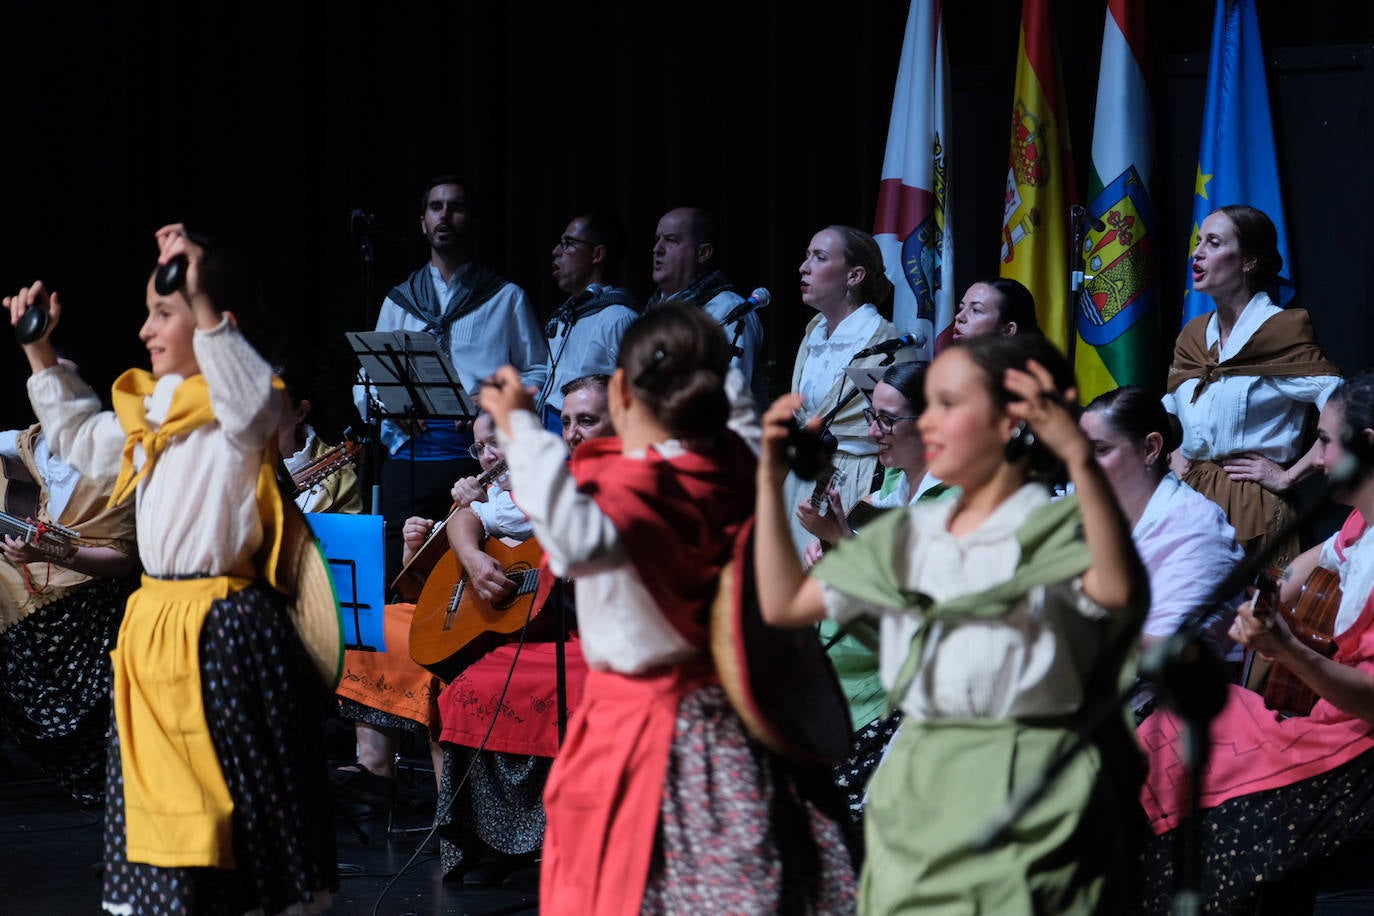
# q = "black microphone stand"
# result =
<box><xmin>1068</xmin><ymin>205</ymin><xmax>1104</xmax><ymax>371</ymax></box>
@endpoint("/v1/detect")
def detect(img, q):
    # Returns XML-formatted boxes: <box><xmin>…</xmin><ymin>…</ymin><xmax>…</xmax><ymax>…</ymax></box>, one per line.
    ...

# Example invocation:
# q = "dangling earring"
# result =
<box><xmin>1004</xmin><ymin>420</ymin><xmax>1036</xmax><ymax>461</ymax></box>
<box><xmin>844</xmin><ymin>285</ymin><xmax>855</xmax><ymax>303</ymax></box>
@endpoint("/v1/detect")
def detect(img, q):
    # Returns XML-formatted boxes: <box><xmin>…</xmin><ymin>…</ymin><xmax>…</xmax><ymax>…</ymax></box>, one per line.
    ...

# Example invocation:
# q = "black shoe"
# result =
<box><xmin>330</xmin><ymin>764</ymin><xmax>397</xmax><ymax>807</ymax></box>
<box><xmin>463</xmin><ymin>852</ymin><xmax>537</xmax><ymax>887</ymax></box>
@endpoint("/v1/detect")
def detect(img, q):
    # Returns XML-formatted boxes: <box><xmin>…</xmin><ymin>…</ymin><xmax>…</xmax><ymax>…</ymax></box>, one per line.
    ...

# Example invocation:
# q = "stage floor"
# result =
<box><xmin>0</xmin><ymin>733</ymin><xmax>537</xmax><ymax>915</ymax></box>
<box><xmin>4</xmin><ymin>730</ymin><xmax>1373</xmax><ymax>914</ymax></box>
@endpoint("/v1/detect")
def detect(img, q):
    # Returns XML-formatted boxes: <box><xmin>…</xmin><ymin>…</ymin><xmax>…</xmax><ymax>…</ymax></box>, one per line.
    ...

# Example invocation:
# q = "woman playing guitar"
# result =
<box><xmin>1137</xmin><ymin>370</ymin><xmax>1374</xmax><ymax>913</ymax></box>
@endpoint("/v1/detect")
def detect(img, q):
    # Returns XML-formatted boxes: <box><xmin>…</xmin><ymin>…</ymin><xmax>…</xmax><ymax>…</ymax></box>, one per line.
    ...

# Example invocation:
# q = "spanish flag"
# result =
<box><xmin>1000</xmin><ymin>0</ymin><xmax>1077</xmax><ymax>354</ymax></box>
<box><xmin>1074</xmin><ymin>0</ymin><xmax>1160</xmax><ymax>402</ymax></box>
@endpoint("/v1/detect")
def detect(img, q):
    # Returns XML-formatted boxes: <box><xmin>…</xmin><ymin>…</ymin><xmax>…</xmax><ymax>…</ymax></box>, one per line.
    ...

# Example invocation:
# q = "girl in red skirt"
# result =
<box><xmin>480</xmin><ymin>302</ymin><xmax>856</xmax><ymax>914</ymax></box>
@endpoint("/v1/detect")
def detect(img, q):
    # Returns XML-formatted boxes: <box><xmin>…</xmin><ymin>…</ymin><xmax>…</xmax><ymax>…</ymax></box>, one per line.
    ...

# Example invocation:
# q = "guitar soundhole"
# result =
<box><xmin>491</xmin><ymin>562</ymin><xmax>536</xmax><ymax>611</ymax></box>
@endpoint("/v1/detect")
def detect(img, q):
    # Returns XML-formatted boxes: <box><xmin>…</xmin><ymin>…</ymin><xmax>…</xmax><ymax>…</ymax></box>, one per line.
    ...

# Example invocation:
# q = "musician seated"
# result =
<box><xmin>797</xmin><ymin>362</ymin><xmax>941</xmax><ymax>567</ymax></box>
<box><xmin>332</xmin><ymin>514</ymin><xmax>446</xmax><ymax>810</ymax></box>
<box><xmin>0</xmin><ymin>418</ymin><xmax>139</xmax><ymax>807</ymax></box>
<box><xmin>332</xmin><ymin>374</ymin><xmax>612</xmax><ymax>820</ymax></box>
<box><xmin>330</xmin><ymin>413</ymin><xmax>523</xmax><ymax>810</ymax></box>
<box><xmin>434</xmin><ymin>410</ymin><xmax>591</xmax><ymax>886</ymax></box>
<box><xmin>558</xmin><ymin>373</ymin><xmax>613</xmax><ymax>453</ymax></box>
<box><xmin>1136</xmin><ymin>372</ymin><xmax>1374</xmax><ymax>914</ymax></box>
<box><xmin>275</xmin><ymin>363</ymin><xmax>362</xmax><ymax>514</ymax></box>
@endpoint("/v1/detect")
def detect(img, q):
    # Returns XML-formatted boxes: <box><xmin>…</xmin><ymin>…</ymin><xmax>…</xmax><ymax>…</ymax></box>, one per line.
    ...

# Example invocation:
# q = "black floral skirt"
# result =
<box><xmin>0</xmin><ymin>574</ymin><xmax>137</xmax><ymax>806</ymax></box>
<box><xmin>437</xmin><ymin>744</ymin><xmax>550</xmax><ymax>877</ymax></box>
<box><xmin>639</xmin><ymin>684</ymin><xmax>857</xmax><ymax>914</ymax></box>
<box><xmin>1135</xmin><ymin>746</ymin><xmax>1374</xmax><ymax>915</ymax></box>
<box><xmin>100</xmin><ymin>584</ymin><xmax>338</xmax><ymax>915</ymax></box>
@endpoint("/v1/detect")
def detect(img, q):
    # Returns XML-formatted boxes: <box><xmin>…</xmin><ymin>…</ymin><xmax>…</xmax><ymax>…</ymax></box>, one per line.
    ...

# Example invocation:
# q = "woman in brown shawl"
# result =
<box><xmin>1165</xmin><ymin>205</ymin><xmax>1340</xmax><ymax>566</ymax></box>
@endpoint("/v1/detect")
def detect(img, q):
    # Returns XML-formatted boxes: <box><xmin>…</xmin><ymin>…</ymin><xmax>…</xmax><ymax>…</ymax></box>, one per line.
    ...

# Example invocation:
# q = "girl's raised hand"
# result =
<box><xmin>759</xmin><ymin>393</ymin><xmax>805</xmax><ymax>486</ymax></box>
<box><xmin>5</xmin><ymin>281</ymin><xmax>62</xmax><ymax>341</ymax></box>
<box><xmin>153</xmin><ymin>224</ymin><xmax>226</xmax><ymax>325</ymax></box>
<box><xmin>4</xmin><ymin>281</ymin><xmax>62</xmax><ymax>372</ymax></box>
<box><xmin>478</xmin><ymin>365</ymin><xmax>537</xmax><ymax>437</ymax></box>
<box><xmin>1003</xmin><ymin>360</ymin><xmax>1087</xmax><ymax>467</ymax></box>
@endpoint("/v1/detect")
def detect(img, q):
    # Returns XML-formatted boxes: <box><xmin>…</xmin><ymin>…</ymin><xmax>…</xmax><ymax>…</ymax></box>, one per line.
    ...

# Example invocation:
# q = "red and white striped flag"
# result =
<box><xmin>873</xmin><ymin>0</ymin><xmax>955</xmax><ymax>360</ymax></box>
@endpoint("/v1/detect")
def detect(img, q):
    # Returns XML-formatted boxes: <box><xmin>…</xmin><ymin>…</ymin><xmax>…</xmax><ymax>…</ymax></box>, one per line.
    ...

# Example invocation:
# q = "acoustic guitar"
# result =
<box><xmin>1251</xmin><ymin>566</ymin><xmax>1342</xmax><ymax>717</ymax></box>
<box><xmin>408</xmin><ymin>535</ymin><xmax>545</xmax><ymax>682</ymax></box>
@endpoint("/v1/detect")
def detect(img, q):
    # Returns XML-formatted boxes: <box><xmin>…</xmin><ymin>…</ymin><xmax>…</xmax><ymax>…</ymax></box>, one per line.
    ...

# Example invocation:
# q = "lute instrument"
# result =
<box><xmin>291</xmin><ymin>439</ymin><xmax>362</xmax><ymax>492</ymax></box>
<box><xmin>0</xmin><ymin>453</ymin><xmax>77</xmax><ymax>560</ymax></box>
<box><xmin>1252</xmin><ymin>566</ymin><xmax>1342</xmax><ymax>717</ymax></box>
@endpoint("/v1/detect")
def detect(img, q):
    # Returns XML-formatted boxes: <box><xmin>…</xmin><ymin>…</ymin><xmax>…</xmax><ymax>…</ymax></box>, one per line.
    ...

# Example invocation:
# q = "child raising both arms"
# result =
<box><xmin>7</xmin><ymin>225</ymin><xmax>337</xmax><ymax>915</ymax></box>
<box><xmin>754</xmin><ymin>333</ymin><xmax>1148</xmax><ymax>915</ymax></box>
<box><xmin>478</xmin><ymin>302</ymin><xmax>856</xmax><ymax>914</ymax></box>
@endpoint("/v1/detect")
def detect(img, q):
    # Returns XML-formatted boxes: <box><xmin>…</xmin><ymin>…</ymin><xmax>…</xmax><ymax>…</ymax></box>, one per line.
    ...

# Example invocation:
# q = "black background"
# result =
<box><xmin>3</xmin><ymin>1</ymin><xmax>1372</xmax><ymax>440</ymax></box>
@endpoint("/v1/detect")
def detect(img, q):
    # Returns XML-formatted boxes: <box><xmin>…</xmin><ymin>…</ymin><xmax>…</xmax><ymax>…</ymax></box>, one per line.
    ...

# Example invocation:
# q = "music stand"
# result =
<box><xmin>347</xmin><ymin>330</ymin><xmax>475</xmax><ymax>426</ymax></box>
<box><xmin>347</xmin><ymin>330</ymin><xmax>476</xmax><ymax>556</ymax></box>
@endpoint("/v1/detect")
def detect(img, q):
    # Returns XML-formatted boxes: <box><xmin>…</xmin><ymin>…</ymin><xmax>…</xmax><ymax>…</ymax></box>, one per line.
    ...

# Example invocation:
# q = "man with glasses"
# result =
<box><xmin>540</xmin><ymin>210</ymin><xmax>638</xmax><ymax>433</ymax></box>
<box><xmin>354</xmin><ymin>175</ymin><xmax>548</xmax><ymax>580</ymax></box>
<box><xmin>646</xmin><ymin>206</ymin><xmax>767</xmax><ymax>407</ymax></box>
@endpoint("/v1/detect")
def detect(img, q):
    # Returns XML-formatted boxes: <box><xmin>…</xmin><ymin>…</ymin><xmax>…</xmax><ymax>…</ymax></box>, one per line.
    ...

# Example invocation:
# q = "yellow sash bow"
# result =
<box><xmin>109</xmin><ymin>369</ymin><xmax>216</xmax><ymax>506</ymax></box>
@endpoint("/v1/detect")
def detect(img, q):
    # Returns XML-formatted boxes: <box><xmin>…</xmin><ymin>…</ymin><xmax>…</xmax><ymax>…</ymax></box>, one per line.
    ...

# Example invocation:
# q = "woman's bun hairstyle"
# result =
<box><xmin>1217</xmin><ymin>204</ymin><xmax>1284</xmax><ymax>294</ymax></box>
<box><xmin>1084</xmin><ymin>385</ymin><xmax>1182</xmax><ymax>456</ymax></box>
<box><xmin>618</xmin><ymin>300</ymin><xmax>732</xmax><ymax>440</ymax></box>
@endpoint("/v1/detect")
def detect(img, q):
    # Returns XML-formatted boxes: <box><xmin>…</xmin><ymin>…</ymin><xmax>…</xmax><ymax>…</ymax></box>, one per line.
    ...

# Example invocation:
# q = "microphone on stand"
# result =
<box><xmin>1071</xmin><ymin>204</ymin><xmax>1106</xmax><ymax>233</ymax></box>
<box><xmin>851</xmin><ymin>332</ymin><xmax>923</xmax><ymax>360</ymax></box>
<box><xmin>721</xmin><ymin>287</ymin><xmax>771</xmax><ymax>325</ymax></box>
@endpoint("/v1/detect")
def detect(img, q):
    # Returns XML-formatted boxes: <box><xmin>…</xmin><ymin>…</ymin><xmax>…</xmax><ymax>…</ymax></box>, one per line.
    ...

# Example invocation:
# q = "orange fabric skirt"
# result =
<box><xmin>334</xmin><ymin>602</ymin><xmax>442</xmax><ymax>732</ymax></box>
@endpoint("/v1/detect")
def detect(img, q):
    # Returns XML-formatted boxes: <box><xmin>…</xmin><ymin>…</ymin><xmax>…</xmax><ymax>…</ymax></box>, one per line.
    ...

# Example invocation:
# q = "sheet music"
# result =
<box><xmin>843</xmin><ymin>366</ymin><xmax>886</xmax><ymax>399</ymax></box>
<box><xmin>347</xmin><ymin>330</ymin><xmax>475</xmax><ymax>420</ymax></box>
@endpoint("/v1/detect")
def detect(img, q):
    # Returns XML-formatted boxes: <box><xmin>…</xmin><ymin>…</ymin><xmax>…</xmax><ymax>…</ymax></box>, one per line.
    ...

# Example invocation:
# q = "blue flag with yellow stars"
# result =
<box><xmin>1182</xmin><ymin>0</ymin><xmax>1293</xmax><ymax>327</ymax></box>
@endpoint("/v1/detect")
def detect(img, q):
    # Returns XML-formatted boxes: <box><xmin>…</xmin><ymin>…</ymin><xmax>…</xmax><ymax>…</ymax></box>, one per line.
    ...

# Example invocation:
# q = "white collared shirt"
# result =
<box><xmin>1133</xmin><ymin>472</ymin><xmax>1245</xmax><ymax>650</ymax></box>
<box><xmin>797</xmin><ymin>304</ymin><xmax>883</xmax><ymax>417</ymax></box>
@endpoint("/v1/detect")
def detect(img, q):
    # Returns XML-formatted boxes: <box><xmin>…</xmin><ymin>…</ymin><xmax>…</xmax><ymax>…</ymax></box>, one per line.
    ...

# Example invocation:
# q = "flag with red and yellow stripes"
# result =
<box><xmin>1000</xmin><ymin>0</ymin><xmax>1077</xmax><ymax>354</ymax></box>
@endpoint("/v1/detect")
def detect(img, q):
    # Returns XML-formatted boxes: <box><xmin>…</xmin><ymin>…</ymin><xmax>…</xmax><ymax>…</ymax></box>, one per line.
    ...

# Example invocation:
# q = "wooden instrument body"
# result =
<box><xmin>1255</xmin><ymin>566</ymin><xmax>1341</xmax><ymax>717</ymax></box>
<box><xmin>408</xmin><ymin>535</ymin><xmax>545</xmax><ymax>682</ymax></box>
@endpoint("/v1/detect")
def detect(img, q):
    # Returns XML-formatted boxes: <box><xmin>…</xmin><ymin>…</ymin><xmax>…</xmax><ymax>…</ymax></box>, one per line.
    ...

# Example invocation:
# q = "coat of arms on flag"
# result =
<box><xmin>1077</xmin><ymin>164</ymin><xmax>1156</xmax><ymax>347</ymax></box>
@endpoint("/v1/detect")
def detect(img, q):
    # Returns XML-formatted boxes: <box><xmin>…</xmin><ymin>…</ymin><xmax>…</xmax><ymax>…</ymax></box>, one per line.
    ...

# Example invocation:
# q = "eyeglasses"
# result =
<box><xmin>467</xmin><ymin>438</ymin><xmax>500</xmax><ymax>460</ymax></box>
<box><xmin>863</xmin><ymin>407</ymin><xmax>920</xmax><ymax>434</ymax></box>
<box><xmin>556</xmin><ymin>235</ymin><xmax>596</xmax><ymax>252</ymax></box>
